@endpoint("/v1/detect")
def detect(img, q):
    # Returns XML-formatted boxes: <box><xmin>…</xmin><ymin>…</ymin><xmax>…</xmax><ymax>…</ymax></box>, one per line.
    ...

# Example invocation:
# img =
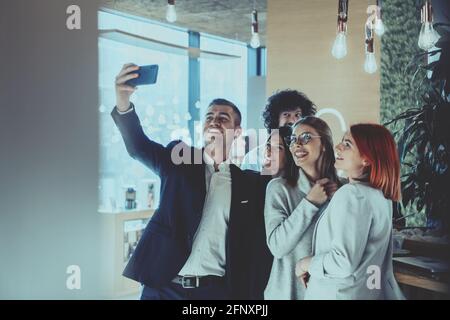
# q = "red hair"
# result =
<box><xmin>350</xmin><ymin>124</ymin><xmax>401</xmax><ymax>201</ymax></box>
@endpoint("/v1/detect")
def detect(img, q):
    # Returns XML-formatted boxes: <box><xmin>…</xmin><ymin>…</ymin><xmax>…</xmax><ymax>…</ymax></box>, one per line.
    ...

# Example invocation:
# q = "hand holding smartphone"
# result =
<box><xmin>125</xmin><ymin>64</ymin><xmax>159</xmax><ymax>87</ymax></box>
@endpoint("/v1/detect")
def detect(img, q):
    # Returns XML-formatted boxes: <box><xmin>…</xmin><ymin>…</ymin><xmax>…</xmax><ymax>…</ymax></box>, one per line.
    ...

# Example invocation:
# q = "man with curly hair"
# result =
<box><xmin>241</xmin><ymin>89</ymin><xmax>317</xmax><ymax>172</ymax></box>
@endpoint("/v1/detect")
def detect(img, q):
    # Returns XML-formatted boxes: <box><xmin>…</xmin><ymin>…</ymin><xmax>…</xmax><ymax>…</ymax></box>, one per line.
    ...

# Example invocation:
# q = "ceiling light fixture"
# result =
<box><xmin>332</xmin><ymin>0</ymin><xmax>349</xmax><ymax>59</ymax></box>
<box><xmin>418</xmin><ymin>0</ymin><xmax>440</xmax><ymax>50</ymax></box>
<box><xmin>166</xmin><ymin>0</ymin><xmax>177</xmax><ymax>23</ymax></box>
<box><xmin>364</xmin><ymin>22</ymin><xmax>377</xmax><ymax>74</ymax></box>
<box><xmin>250</xmin><ymin>9</ymin><xmax>261</xmax><ymax>48</ymax></box>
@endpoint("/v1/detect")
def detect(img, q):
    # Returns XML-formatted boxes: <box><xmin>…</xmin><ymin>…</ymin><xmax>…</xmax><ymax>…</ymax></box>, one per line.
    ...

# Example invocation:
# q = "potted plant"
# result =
<box><xmin>385</xmin><ymin>34</ymin><xmax>450</xmax><ymax>234</ymax></box>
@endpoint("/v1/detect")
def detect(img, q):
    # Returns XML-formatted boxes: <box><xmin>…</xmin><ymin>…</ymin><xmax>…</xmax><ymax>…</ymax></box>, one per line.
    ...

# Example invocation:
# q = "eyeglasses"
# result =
<box><xmin>289</xmin><ymin>132</ymin><xmax>321</xmax><ymax>146</ymax></box>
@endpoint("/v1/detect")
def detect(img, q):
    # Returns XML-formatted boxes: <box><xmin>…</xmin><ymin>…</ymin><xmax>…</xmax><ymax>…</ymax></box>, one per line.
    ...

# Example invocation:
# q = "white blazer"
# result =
<box><xmin>305</xmin><ymin>182</ymin><xmax>405</xmax><ymax>300</ymax></box>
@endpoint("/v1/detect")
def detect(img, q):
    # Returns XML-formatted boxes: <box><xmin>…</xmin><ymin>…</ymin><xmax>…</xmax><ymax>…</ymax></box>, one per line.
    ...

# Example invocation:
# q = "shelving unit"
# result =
<box><xmin>100</xmin><ymin>209</ymin><xmax>155</xmax><ymax>298</ymax></box>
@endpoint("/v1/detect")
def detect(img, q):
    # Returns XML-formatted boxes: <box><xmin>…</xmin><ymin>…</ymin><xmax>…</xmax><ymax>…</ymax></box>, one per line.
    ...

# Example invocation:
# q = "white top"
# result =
<box><xmin>264</xmin><ymin>172</ymin><xmax>321</xmax><ymax>300</ymax></box>
<box><xmin>306</xmin><ymin>182</ymin><xmax>405</xmax><ymax>300</ymax></box>
<box><xmin>178</xmin><ymin>152</ymin><xmax>232</xmax><ymax>277</ymax></box>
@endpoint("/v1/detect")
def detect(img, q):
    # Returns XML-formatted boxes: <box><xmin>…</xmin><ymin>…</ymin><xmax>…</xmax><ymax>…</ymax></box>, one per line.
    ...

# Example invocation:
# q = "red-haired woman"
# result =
<box><xmin>295</xmin><ymin>124</ymin><xmax>405</xmax><ymax>300</ymax></box>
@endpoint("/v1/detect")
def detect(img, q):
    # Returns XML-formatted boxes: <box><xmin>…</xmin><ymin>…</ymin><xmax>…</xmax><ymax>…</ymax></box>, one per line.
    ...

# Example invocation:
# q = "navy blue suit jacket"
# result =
<box><xmin>111</xmin><ymin>106</ymin><xmax>270</xmax><ymax>299</ymax></box>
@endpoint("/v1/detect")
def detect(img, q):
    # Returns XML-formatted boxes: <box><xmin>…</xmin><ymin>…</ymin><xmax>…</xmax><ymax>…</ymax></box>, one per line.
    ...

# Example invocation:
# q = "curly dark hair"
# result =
<box><xmin>262</xmin><ymin>89</ymin><xmax>317</xmax><ymax>132</ymax></box>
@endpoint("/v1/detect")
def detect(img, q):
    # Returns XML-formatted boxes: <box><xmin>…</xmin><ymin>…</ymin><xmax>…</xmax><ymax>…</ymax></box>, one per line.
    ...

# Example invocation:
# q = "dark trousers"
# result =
<box><xmin>140</xmin><ymin>280</ymin><xmax>229</xmax><ymax>300</ymax></box>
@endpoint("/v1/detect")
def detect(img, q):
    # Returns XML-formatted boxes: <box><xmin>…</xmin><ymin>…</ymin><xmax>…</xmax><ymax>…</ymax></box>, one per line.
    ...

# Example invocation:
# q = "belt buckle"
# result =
<box><xmin>181</xmin><ymin>276</ymin><xmax>199</xmax><ymax>289</ymax></box>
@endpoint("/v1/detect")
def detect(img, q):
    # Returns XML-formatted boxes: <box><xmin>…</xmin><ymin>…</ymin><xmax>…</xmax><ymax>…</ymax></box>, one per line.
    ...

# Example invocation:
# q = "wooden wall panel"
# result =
<box><xmin>267</xmin><ymin>0</ymin><xmax>381</xmax><ymax>141</ymax></box>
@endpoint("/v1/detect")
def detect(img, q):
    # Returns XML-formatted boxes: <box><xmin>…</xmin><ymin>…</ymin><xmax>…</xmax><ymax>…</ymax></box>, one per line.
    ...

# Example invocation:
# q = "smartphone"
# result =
<box><xmin>125</xmin><ymin>64</ymin><xmax>158</xmax><ymax>87</ymax></box>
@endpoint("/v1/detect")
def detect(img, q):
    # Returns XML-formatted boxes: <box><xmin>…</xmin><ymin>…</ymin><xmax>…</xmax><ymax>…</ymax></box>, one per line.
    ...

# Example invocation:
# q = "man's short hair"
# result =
<box><xmin>208</xmin><ymin>98</ymin><xmax>242</xmax><ymax>126</ymax></box>
<box><xmin>262</xmin><ymin>89</ymin><xmax>317</xmax><ymax>131</ymax></box>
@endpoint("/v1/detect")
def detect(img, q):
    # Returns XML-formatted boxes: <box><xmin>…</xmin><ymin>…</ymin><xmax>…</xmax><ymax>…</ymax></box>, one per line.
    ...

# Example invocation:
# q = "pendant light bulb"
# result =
<box><xmin>332</xmin><ymin>0</ymin><xmax>349</xmax><ymax>59</ymax></box>
<box><xmin>364</xmin><ymin>52</ymin><xmax>378</xmax><ymax>74</ymax></box>
<box><xmin>332</xmin><ymin>33</ymin><xmax>348</xmax><ymax>59</ymax></box>
<box><xmin>364</xmin><ymin>23</ymin><xmax>377</xmax><ymax>74</ymax></box>
<box><xmin>250</xmin><ymin>9</ymin><xmax>261</xmax><ymax>48</ymax></box>
<box><xmin>166</xmin><ymin>0</ymin><xmax>177</xmax><ymax>23</ymax></box>
<box><xmin>374</xmin><ymin>0</ymin><xmax>386</xmax><ymax>36</ymax></box>
<box><xmin>418</xmin><ymin>1</ymin><xmax>440</xmax><ymax>50</ymax></box>
<box><xmin>250</xmin><ymin>33</ymin><xmax>261</xmax><ymax>49</ymax></box>
<box><xmin>418</xmin><ymin>22</ymin><xmax>440</xmax><ymax>50</ymax></box>
<box><xmin>374</xmin><ymin>18</ymin><xmax>385</xmax><ymax>36</ymax></box>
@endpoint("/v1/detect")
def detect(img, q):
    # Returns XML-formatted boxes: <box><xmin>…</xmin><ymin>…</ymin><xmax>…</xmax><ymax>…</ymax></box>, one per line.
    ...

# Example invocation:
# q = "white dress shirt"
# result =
<box><xmin>178</xmin><ymin>152</ymin><xmax>232</xmax><ymax>277</ymax></box>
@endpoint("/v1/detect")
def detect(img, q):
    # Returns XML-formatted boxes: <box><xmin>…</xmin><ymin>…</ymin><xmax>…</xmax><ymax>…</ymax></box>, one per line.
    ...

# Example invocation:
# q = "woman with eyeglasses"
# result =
<box><xmin>263</xmin><ymin>116</ymin><xmax>341</xmax><ymax>300</ymax></box>
<box><xmin>296</xmin><ymin>124</ymin><xmax>404</xmax><ymax>300</ymax></box>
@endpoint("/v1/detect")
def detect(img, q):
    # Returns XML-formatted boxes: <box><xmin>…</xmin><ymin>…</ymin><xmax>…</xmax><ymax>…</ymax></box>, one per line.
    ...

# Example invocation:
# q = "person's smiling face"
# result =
<box><xmin>289</xmin><ymin>124</ymin><xmax>323</xmax><ymax>169</ymax></box>
<box><xmin>335</xmin><ymin>131</ymin><xmax>367</xmax><ymax>179</ymax></box>
<box><xmin>263</xmin><ymin>131</ymin><xmax>287</xmax><ymax>176</ymax></box>
<box><xmin>203</xmin><ymin>104</ymin><xmax>240</xmax><ymax>148</ymax></box>
<box><xmin>278</xmin><ymin>108</ymin><xmax>302</xmax><ymax>127</ymax></box>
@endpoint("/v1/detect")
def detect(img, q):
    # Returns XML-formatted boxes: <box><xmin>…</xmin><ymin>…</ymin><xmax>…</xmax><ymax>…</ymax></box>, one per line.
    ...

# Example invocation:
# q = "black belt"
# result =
<box><xmin>172</xmin><ymin>275</ymin><xmax>225</xmax><ymax>289</ymax></box>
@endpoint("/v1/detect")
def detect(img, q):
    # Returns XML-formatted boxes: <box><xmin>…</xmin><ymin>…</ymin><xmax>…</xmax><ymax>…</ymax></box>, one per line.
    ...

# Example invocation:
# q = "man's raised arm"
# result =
<box><xmin>111</xmin><ymin>63</ymin><xmax>173</xmax><ymax>176</ymax></box>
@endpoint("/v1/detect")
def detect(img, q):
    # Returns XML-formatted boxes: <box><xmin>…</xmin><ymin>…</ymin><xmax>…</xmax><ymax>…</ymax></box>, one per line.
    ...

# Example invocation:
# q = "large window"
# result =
<box><xmin>198</xmin><ymin>35</ymin><xmax>248</xmax><ymax>139</ymax></box>
<box><xmin>98</xmin><ymin>10</ymin><xmax>189</xmax><ymax>213</ymax></box>
<box><xmin>98</xmin><ymin>10</ymin><xmax>248</xmax><ymax>212</ymax></box>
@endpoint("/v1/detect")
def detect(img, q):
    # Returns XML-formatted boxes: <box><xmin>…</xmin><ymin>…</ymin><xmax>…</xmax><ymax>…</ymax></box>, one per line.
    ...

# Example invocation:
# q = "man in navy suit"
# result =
<box><xmin>111</xmin><ymin>63</ymin><xmax>269</xmax><ymax>300</ymax></box>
